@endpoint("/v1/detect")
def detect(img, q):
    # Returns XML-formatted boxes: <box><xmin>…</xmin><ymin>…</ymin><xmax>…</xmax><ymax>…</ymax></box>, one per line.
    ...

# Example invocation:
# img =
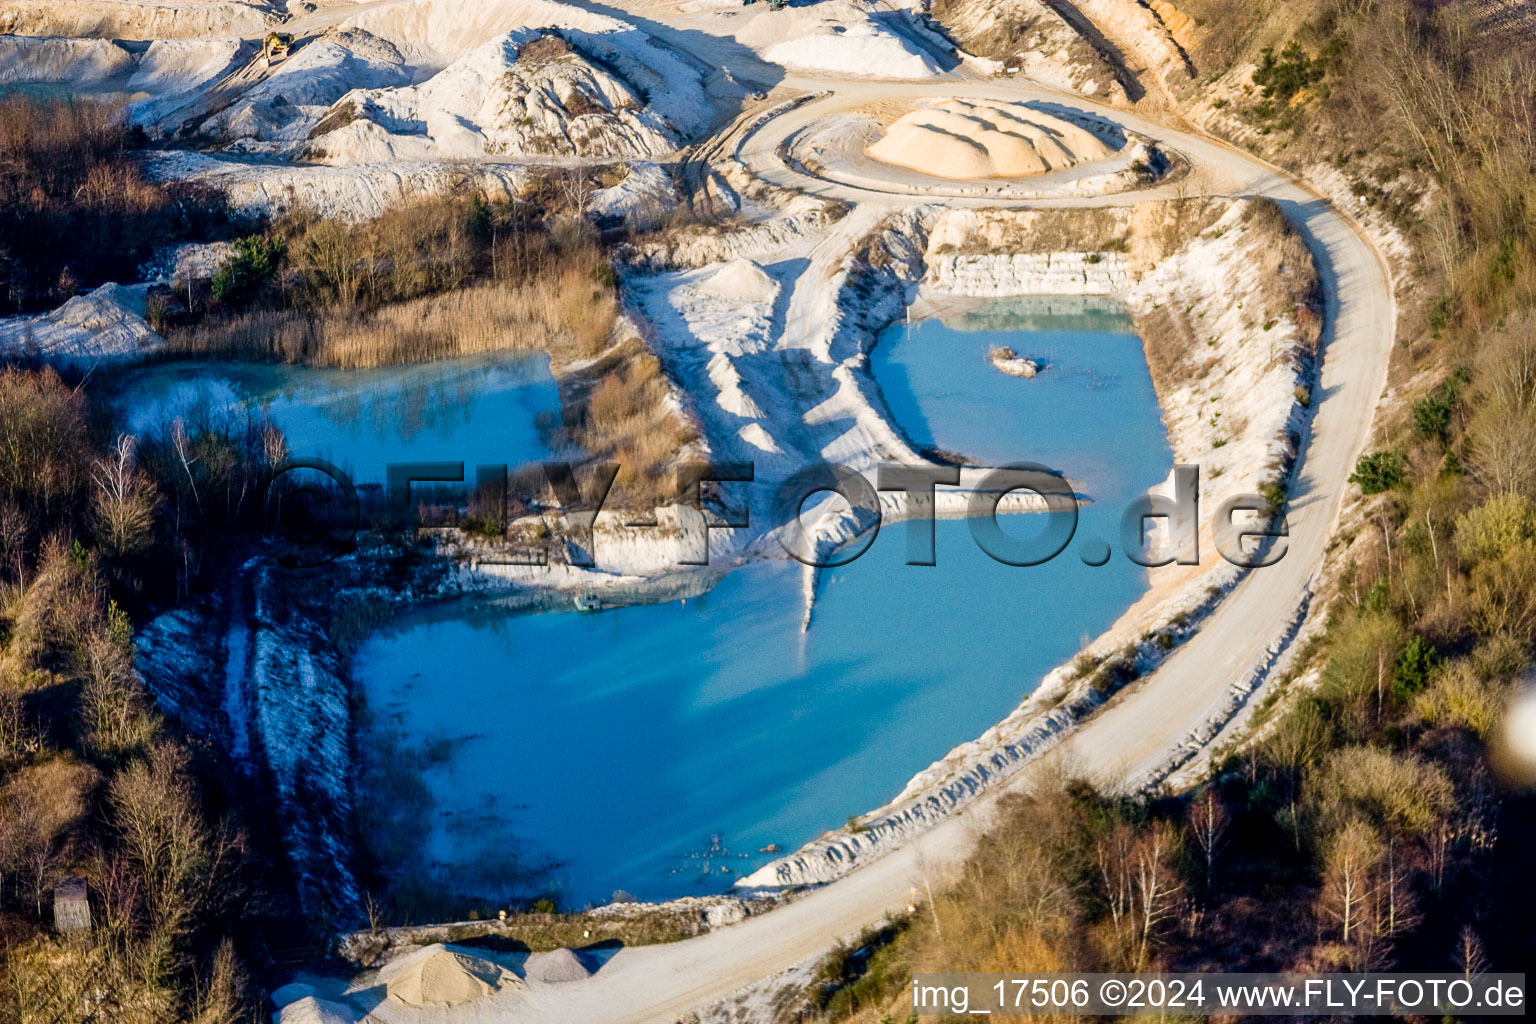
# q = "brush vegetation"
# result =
<box><xmin>0</xmin><ymin>97</ymin><xmax>225</xmax><ymax>315</ymax></box>
<box><xmin>0</xmin><ymin>367</ymin><xmax>289</xmax><ymax>1024</ymax></box>
<box><xmin>166</xmin><ymin>190</ymin><xmax>618</xmax><ymax>367</ymax></box>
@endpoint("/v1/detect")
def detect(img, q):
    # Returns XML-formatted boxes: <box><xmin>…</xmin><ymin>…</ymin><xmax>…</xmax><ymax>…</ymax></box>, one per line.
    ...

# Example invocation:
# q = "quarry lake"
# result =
<box><xmin>350</xmin><ymin>296</ymin><xmax>1176</xmax><ymax>908</ymax></box>
<box><xmin>110</xmin><ymin>352</ymin><xmax>561</xmax><ymax>481</ymax></box>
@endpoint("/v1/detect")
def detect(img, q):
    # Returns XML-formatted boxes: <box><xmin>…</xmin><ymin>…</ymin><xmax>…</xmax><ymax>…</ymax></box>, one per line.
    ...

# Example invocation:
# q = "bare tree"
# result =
<box><xmin>83</xmin><ymin>628</ymin><xmax>149</xmax><ymax>757</ymax></box>
<box><xmin>1262</xmin><ymin>705</ymin><xmax>1328</xmax><ymax>849</ymax></box>
<box><xmin>1186</xmin><ymin>786</ymin><xmax>1229</xmax><ymax>892</ymax></box>
<box><xmin>1097</xmin><ymin>822</ymin><xmax>1136</xmax><ymax>961</ymax></box>
<box><xmin>91</xmin><ymin>434</ymin><xmax>159</xmax><ymax>559</ymax></box>
<box><xmin>0</xmin><ymin>498</ymin><xmax>25</xmax><ymax>583</ymax></box>
<box><xmin>192</xmin><ymin>939</ymin><xmax>248</xmax><ymax>1024</ymax></box>
<box><xmin>1131</xmin><ymin>821</ymin><xmax>1184</xmax><ymax>970</ymax></box>
<box><xmin>0</xmin><ymin>688</ymin><xmax>30</xmax><ymax>760</ymax></box>
<box><xmin>110</xmin><ymin>743</ymin><xmax>231</xmax><ymax>982</ymax></box>
<box><xmin>553</xmin><ymin>167</ymin><xmax>593</xmax><ymax>215</ymax></box>
<box><xmin>1099</xmin><ymin>821</ymin><xmax>1183</xmax><ymax>969</ymax></box>
<box><xmin>170</xmin><ymin>419</ymin><xmax>203</xmax><ymax>517</ymax></box>
<box><xmin>1456</xmin><ymin>925</ymin><xmax>1489</xmax><ymax>977</ymax></box>
<box><xmin>1469</xmin><ymin>319</ymin><xmax>1536</xmax><ymax>497</ymax></box>
<box><xmin>1320</xmin><ymin>819</ymin><xmax>1382</xmax><ymax>947</ymax></box>
<box><xmin>1378</xmin><ymin>837</ymin><xmax>1420</xmax><ymax>941</ymax></box>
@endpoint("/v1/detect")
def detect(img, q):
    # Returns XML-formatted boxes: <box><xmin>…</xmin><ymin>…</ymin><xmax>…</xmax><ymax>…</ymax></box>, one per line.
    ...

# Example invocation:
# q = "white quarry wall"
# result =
<box><xmin>925</xmin><ymin>250</ymin><xmax>1130</xmax><ymax>296</ymax></box>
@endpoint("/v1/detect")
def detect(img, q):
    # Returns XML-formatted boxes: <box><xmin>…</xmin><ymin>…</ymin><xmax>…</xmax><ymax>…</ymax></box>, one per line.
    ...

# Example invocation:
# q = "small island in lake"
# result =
<box><xmin>988</xmin><ymin>346</ymin><xmax>1043</xmax><ymax>378</ymax></box>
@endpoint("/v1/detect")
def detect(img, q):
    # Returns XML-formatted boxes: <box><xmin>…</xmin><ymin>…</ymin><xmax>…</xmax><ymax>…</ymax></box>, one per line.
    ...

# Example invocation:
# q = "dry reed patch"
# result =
<box><xmin>169</xmin><ymin>187</ymin><xmax>695</xmax><ymax>507</ymax></box>
<box><xmin>169</xmin><ymin>273</ymin><xmax>616</xmax><ymax>368</ymax></box>
<box><xmin>563</xmin><ymin>340</ymin><xmax>698</xmax><ymax>508</ymax></box>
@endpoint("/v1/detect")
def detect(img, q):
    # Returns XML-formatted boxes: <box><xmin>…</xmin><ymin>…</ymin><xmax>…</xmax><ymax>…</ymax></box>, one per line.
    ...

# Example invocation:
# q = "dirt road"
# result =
<box><xmin>484</xmin><ymin>72</ymin><xmax>1395</xmax><ymax>1024</ymax></box>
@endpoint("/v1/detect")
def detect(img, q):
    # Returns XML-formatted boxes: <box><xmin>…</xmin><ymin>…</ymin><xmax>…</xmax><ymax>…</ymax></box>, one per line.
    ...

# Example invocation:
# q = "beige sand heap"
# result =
<box><xmin>379</xmin><ymin>944</ymin><xmax>522</xmax><ymax>1007</ymax></box>
<box><xmin>524</xmin><ymin>947</ymin><xmax>596</xmax><ymax>983</ymax></box>
<box><xmin>867</xmin><ymin>100</ymin><xmax>1115</xmax><ymax>180</ymax></box>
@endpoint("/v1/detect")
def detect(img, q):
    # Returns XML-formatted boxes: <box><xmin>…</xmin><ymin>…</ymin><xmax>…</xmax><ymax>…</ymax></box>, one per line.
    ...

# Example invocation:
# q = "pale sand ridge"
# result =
<box><xmin>867</xmin><ymin>99</ymin><xmax>1115</xmax><ymax>179</ymax></box>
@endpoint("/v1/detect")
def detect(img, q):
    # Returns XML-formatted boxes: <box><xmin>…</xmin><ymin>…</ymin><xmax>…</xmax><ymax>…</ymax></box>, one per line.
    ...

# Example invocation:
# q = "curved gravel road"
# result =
<box><xmin>153</xmin><ymin>2</ymin><xmax>1394</xmax><ymax>1020</ymax></box>
<box><xmin>483</xmin><ymin>75</ymin><xmax>1395</xmax><ymax>1024</ymax></box>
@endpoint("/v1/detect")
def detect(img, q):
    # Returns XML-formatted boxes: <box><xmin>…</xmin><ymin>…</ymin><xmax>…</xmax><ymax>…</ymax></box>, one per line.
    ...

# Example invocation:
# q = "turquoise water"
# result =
<box><xmin>873</xmin><ymin>296</ymin><xmax>1164</xmax><ymax>496</ymax></box>
<box><xmin>111</xmin><ymin>354</ymin><xmax>561</xmax><ymax>482</ymax></box>
<box><xmin>352</xmin><ymin>298</ymin><xmax>1173</xmax><ymax>908</ymax></box>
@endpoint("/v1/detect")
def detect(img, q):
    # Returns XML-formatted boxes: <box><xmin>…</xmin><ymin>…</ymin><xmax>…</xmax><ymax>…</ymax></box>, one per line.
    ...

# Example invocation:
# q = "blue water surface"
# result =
<box><xmin>111</xmin><ymin>353</ymin><xmax>560</xmax><ymax>482</ymax></box>
<box><xmin>351</xmin><ymin>297</ymin><xmax>1173</xmax><ymax>907</ymax></box>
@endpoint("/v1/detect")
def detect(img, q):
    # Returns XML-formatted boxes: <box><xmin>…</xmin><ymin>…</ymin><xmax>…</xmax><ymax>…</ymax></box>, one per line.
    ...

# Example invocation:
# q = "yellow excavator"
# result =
<box><xmin>262</xmin><ymin>32</ymin><xmax>293</xmax><ymax>67</ymax></box>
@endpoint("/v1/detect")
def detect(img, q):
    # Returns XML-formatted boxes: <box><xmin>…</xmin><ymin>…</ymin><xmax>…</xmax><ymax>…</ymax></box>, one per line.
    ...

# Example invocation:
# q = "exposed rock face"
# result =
<box><xmin>146</xmin><ymin>150</ymin><xmax>531</xmax><ymax>221</ymax></box>
<box><xmin>930</xmin><ymin>0</ymin><xmax>1128</xmax><ymax>100</ymax></box>
<box><xmin>305</xmin><ymin>31</ymin><xmax>686</xmax><ymax>163</ymax></box>
<box><xmin>1147</xmin><ymin>0</ymin><xmax>1207</xmax><ymax>57</ymax></box>
<box><xmin>928</xmin><ymin>250</ymin><xmax>1131</xmax><ymax>295</ymax></box>
<box><xmin>1067</xmin><ymin>0</ymin><xmax>1196</xmax><ymax>92</ymax></box>
<box><xmin>0</xmin><ymin>35</ymin><xmax>247</xmax><ymax>132</ymax></box>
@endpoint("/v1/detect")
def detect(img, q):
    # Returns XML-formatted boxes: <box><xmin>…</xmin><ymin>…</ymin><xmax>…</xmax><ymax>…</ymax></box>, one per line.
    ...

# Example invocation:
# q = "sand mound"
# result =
<box><xmin>762</xmin><ymin>19</ymin><xmax>943</xmax><ymax>79</ymax></box>
<box><xmin>0</xmin><ymin>37</ymin><xmax>133</xmax><ymax>83</ymax></box>
<box><xmin>128</xmin><ymin>39</ymin><xmax>246</xmax><ymax>130</ymax></box>
<box><xmin>338</xmin><ymin>0</ymin><xmax>618</xmax><ymax>68</ymax></box>
<box><xmin>380</xmin><ymin>944</ymin><xmax>521</xmax><ymax>1007</ymax></box>
<box><xmin>697</xmin><ymin>259</ymin><xmax>777</xmax><ymax>303</ymax></box>
<box><xmin>867</xmin><ymin>100</ymin><xmax>1115</xmax><ymax>179</ymax></box>
<box><xmin>322</xmin><ymin>0</ymin><xmax>711</xmax><ymax>155</ymax></box>
<box><xmin>212</xmin><ymin>31</ymin><xmax>409</xmax><ymax>149</ymax></box>
<box><xmin>737</xmin><ymin>422</ymin><xmax>783</xmax><ymax>454</ymax></box>
<box><xmin>741</xmin><ymin>3</ymin><xmax>948</xmax><ymax>79</ymax></box>
<box><xmin>128</xmin><ymin>38</ymin><xmax>241</xmax><ymax>94</ymax></box>
<box><xmin>275</xmin><ymin>996</ymin><xmax>358</xmax><ymax>1024</ymax></box>
<box><xmin>707</xmin><ymin>353</ymin><xmax>766</xmax><ymax>418</ymax></box>
<box><xmin>524</xmin><ymin>947</ymin><xmax>595</xmax><ymax>984</ymax></box>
